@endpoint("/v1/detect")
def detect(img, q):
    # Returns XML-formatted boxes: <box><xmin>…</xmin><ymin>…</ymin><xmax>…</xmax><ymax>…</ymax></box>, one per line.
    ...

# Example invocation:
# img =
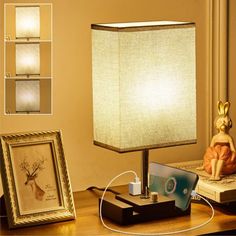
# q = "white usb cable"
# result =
<box><xmin>99</xmin><ymin>170</ymin><xmax>215</xmax><ymax>235</ymax></box>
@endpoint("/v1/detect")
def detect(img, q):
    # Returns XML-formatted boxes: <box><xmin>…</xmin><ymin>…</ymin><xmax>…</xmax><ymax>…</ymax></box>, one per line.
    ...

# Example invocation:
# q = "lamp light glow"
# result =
<box><xmin>16</xmin><ymin>80</ymin><xmax>40</xmax><ymax>112</ymax></box>
<box><xmin>16</xmin><ymin>6</ymin><xmax>40</xmax><ymax>39</ymax></box>
<box><xmin>92</xmin><ymin>21</ymin><xmax>197</xmax><ymax>152</ymax></box>
<box><xmin>16</xmin><ymin>43</ymin><xmax>40</xmax><ymax>75</ymax></box>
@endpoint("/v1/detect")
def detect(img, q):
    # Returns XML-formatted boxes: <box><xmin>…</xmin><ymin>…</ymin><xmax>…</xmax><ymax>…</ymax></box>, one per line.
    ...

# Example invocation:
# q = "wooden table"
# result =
<box><xmin>0</xmin><ymin>186</ymin><xmax>236</xmax><ymax>235</ymax></box>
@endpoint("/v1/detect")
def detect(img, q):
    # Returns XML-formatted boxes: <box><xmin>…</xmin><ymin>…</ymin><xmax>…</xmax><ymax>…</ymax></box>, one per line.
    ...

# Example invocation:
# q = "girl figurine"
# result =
<box><xmin>198</xmin><ymin>101</ymin><xmax>236</xmax><ymax>180</ymax></box>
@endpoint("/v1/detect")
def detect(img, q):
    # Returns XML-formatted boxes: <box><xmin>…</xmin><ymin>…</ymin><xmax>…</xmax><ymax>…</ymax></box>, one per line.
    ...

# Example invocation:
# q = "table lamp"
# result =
<box><xmin>16</xmin><ymin>43</ymin><xmax>40</xmax><ymax>76</ymax></box>
<box><xmin>91</xmin><ymin>21</ymin><xmax>197</xmax><ymax>195</ymax></box>
<box><xmin>16</xmin><ymin>80</ymin><xmax>40</xmax><ymax>113</ymax></box>
<box><xmin>16</xmin><ymin>6</ymin><xmax>40</xmax><ymax>39</ymax></box>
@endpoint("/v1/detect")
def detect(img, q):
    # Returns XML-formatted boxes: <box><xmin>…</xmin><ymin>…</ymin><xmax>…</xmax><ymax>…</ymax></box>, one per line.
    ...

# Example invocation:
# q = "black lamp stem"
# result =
<box><xmin>142</xmin><ymin>149</ymin><xmax>149</xmax><ymax>195</ymax></box>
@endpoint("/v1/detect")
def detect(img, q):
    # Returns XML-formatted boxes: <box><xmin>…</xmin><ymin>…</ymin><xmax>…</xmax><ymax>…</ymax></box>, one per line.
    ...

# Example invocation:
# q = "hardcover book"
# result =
<box><xmin>169</xmin><ymin>160</ymin><xmax>236</xmax><ymax>203</ymax></box>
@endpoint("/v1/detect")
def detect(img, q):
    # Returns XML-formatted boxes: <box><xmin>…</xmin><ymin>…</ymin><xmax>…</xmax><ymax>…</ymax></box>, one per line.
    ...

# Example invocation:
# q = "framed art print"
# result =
<box><xmin>0</xmin><ymin>130</ymin><xmax>76</xmax><ymax>228</ymax></box>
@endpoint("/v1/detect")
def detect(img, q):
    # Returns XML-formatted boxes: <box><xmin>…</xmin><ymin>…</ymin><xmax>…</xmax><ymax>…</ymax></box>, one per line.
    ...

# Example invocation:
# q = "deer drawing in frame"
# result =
<box><xmin>20</xmin><ymin>158</ymin><xmax>46</xmax><ymax>201</ymax></box>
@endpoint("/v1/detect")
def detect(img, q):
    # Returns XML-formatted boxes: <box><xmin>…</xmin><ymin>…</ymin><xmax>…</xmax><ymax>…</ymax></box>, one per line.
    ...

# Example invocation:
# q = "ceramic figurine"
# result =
<box><xmin>198</xmin><ymin>101</ymin><xmax>236</xmax><ymax>180</ymax></box>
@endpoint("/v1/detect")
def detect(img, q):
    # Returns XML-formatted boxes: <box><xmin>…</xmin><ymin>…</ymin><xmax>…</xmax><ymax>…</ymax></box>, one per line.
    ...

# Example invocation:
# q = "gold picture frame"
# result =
<box><xmin>0</xmin><ymin>130</ymin><xmax>76</xmax><ymax>228</ymax></box>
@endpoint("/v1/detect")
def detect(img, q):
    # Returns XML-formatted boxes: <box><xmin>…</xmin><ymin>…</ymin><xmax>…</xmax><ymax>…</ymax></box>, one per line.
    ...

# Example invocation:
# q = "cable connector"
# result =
<box><xmin>191</xmin><ymin>190</ymin><xmax>197</xmax><ymax>197</ymax></box>
<box><xmin>129</xmin><ymin>176</ymin><xmax>141</xmax><ymax>195</ymax></box>
<box><xmin>191</xmin><ymin>190</ymin><xmax>201</xmax><ymax>200</ymax></box>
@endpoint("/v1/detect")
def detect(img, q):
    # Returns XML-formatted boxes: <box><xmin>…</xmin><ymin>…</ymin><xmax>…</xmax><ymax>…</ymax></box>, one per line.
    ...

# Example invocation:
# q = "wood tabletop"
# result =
<box><xmin>0</xmin><ymin>185</ymin><xmax>236</xmax><ymax>235</ymax></box>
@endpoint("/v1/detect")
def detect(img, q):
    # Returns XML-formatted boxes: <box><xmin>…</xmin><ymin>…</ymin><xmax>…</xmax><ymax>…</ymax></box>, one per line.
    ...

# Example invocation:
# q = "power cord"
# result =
<box><xmin>99</xmin><ymin>170</ymin><xmax>215</xmax><ymax>235</ymax></box>
<box><xmin>87</xmin><ymin>186</ymin><xmax>120</xmax><ymax>195</ymax></box>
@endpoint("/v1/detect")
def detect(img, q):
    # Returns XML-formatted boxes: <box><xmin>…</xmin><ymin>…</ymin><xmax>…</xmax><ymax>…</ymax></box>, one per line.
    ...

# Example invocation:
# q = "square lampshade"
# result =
<box><xmin>92</xmin><ymin>21</ymin><xmax>196</xmax><ymax>152</ymax></box>
<box><xmin>16</xmin><ymin>6</ymin><xmax>40</xmax><ymax>39</ymax></box>
<box><xmin>16</xmin><ymin>43</ymin><xmax>40</xmax><ymax>75</ymax></box>
<box><xmin>16</xmin><ymin>80</ymin><xmax>40</xmax><ymax>112</ymax></box>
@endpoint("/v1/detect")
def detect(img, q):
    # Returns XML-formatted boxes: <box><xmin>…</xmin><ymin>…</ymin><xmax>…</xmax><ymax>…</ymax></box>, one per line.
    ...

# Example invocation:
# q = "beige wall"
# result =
<box><xmin>0</xmin><ymin>0</ymin><xmax>215</xmax><ymax>195</ymax></box>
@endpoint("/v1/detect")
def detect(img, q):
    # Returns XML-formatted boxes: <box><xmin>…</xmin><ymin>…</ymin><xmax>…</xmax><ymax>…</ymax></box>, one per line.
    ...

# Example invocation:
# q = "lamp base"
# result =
<box><xmin>99</xmin><ymin>193</ymin><xmax>190</xmax><ymax>225</ymax></box>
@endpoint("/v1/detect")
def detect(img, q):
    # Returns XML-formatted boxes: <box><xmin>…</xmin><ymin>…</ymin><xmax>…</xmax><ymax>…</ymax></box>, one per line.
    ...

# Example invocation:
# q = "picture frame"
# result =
<box><xmin>0</xmin><ymin>130</ymin><xmax>76</xmax><ymax>228</ymax></box>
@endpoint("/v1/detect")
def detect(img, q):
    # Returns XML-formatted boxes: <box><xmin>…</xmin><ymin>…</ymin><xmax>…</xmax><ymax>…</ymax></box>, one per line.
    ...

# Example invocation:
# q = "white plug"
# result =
<box><xmin>129</xmin><ymin>176</ymin><xmax>141</xmax><ymax>195</ymax></box>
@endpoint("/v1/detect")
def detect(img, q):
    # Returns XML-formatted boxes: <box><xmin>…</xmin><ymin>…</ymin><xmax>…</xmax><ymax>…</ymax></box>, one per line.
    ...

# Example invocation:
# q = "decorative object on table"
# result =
<box><xmin>4</xmin><ymin>3</ymin><xmax>52</xmax><ymax>114</ymax></box>
<box><xmin>0</xmin><ymin>130</ymin><xmax>76</xmax><ymax>229</ymax></box>
<box><xmin>197</xmin><ymin>101</ymin><xmax>236</xmax><ymax>180</ymax></box>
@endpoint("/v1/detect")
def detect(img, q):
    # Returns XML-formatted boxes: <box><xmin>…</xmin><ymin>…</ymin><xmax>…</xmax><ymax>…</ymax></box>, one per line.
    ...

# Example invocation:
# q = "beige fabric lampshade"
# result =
<box><xmin>16</xmin><ymin>80</ymin><xmax>40</xmax><ymax>112</ymax></box>
<box><xmin>92</xmin><ymin>21</ymin><xmax>196</xmax><ymax>152</ymax></box>
<box><xmin>16</xmin><ymin>43</ymin><xmax>40</xmax><ymax>75</ymax></box>
<box><xmin>16</xmin><ymin>6</ymin><xmax>40</xmax><ymax>38</ymax></box>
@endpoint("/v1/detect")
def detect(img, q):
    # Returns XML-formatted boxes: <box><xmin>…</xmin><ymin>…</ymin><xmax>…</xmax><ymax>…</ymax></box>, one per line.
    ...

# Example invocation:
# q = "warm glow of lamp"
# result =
<box><xmin>92</xmin><ymin>21</ymin><xmax>196</xmax><ymax>193</ymax></box>
<box><xmin>16</xmin><ymin>43</ymin><xmax>40</xmax><ymax>75</ymax></box>
<box><xmin>16</xmin><ymin>80</ymin><xmax>40</xmax><ymax>113</ymax></box>
<box><xmin>16</xmin><ymin>6</ymin><xmax>40</xmax><ymax>39</ymax></box>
